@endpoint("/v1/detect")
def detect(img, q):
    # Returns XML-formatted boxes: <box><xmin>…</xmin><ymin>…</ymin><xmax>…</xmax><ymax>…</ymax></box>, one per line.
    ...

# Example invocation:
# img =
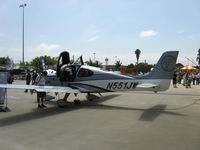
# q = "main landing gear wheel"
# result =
<box><xmin>74</xmin><ymin>99</ymin><xmax>81</xmax><ymax>104</ymax></box>
<box><xmin>57</xmin><ymin>99</ymin><xmax>68</xmax><ymax>108</ymax></box>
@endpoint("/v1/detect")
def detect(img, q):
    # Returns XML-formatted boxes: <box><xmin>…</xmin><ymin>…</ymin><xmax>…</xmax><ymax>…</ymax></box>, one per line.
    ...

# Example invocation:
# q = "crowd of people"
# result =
<box><xmin>172</xmin><ymin>70</ymin><xmax>200</xmax><ymax>88</ymax></box>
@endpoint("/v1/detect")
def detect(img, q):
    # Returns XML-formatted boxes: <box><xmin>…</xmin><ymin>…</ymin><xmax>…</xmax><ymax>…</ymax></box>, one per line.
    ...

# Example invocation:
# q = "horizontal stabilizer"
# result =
<box><xmin>136</xmin><ymin>83</ymin><xmax>158</xmax><ymax>88</ymax></box>
<box><xmin>0</xmin><ymin>84</ymin><xmax>80</xmax><ymax>93</ymax></box>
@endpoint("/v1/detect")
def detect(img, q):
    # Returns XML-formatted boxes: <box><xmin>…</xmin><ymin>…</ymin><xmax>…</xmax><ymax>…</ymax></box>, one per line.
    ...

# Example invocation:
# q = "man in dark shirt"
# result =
<box><xmin>32</xmin><ymin>71</ymin><xmax>38</xmax><ymax>85</ymax></box>
<box><xmin>24</xmin><ymin>72</ymin><xmax>31</xmax><ymax>92</ymax></box>
<box><xmin>173</xmin><ymin>72</ymin><xmax>177</xmax><ymax>88</ymax></box>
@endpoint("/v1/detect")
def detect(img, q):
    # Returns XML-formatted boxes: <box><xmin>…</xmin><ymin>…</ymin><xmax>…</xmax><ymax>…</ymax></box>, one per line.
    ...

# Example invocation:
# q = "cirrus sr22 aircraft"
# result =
<box><xmin>0</xmin><ymin>51</ymin><xmax>179</xmax><ymax>104</ymax></box>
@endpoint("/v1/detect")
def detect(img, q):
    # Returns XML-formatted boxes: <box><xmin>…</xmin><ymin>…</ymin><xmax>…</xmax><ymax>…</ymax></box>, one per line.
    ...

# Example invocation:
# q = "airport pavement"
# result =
<box><xmin>0</xmin><ymin>80</ymin><xmax>200</xmax><ymax>150</ymax></box>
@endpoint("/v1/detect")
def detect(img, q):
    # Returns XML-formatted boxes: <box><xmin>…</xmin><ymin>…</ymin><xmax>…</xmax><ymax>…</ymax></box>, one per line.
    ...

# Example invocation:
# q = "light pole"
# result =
<box><xmin>19</xmin><ymin>3</ymin><xmax>27</xmax><ymax>65</ymax></box>
<box><xmin>93</xmin><ymin>53</ymin><xmax>96</xmax><ymax>61</ymax></box>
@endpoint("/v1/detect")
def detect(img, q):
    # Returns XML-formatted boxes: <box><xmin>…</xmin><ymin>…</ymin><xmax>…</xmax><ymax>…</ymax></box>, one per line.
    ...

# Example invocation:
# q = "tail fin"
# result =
<box><xmin>140</xmin><ymin>51</ymin><xmax>179</xmax><ymax>79</ymax></box>
<box><xmin>39</xmin><ymin>57</ymin><xmax>46</xmax><ymax>72</ymax></box>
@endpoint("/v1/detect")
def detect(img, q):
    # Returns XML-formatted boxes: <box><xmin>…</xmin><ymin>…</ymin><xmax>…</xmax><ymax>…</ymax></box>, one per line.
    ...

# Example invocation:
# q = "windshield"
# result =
<box><xmin>73</xmin><ymin>56</ymin><xmax>84</xmax><ymax>65</ymax></box>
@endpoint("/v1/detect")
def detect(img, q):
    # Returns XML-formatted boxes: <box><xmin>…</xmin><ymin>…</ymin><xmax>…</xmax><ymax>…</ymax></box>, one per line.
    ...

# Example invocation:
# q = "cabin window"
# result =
<box><xmin>77</xmin><ymin>68</ymin><xmax>93</xmax><ymax>77</ymax></box>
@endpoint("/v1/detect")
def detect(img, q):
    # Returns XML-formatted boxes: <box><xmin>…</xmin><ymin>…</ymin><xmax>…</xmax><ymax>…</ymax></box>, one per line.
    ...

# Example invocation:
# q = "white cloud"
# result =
<box><xmin>139</xmin><ymin>30</ymin><xmax>158</xmax><ymax>38</ymax></box>
<box><xmin>88</xmin><ymin>35</ymin><xmax>100</xmax><ymax>41</ymax></box>
<box><xmin>37</xmin><ymin>43</ymin><xmax>61</xmax><ymax>51</ymax></box>
<box><xmin>28</xmin><ymin>43</ymin><xmax>65</xmax><ymax>60</ymax></box>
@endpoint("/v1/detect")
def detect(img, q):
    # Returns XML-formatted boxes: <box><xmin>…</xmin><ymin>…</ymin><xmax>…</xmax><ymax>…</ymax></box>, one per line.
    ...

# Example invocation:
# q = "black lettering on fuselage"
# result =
<box><xmin>106</xmin><ymin>82</ymin><xmax>114</xmax><ymax>89</ymax></box>
<box><xmin>106</xmin><ymin>82</ymin><xmax>138</xmax><ymax>90</ymax></box>
<box><xmin>127</xmin><ymin>82</ymin><xmax>133</xmax><ymax>89</ymax></box>
<box><xmin>118</xmin><ymin>82</ymin><xmax>123</xmax><ymax>89</ymax></box>
<box><xmin>132</xmin><ymin>82</ymin><xmax>138</xmax><ymax>89</ymax></box>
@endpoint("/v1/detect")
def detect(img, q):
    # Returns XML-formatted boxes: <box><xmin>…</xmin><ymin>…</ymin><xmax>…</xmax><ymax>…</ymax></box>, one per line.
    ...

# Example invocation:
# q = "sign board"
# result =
<box><xmin>0</xmin><ymin>72</ymin><xmax>8</xmax><ymax>105</ymax></box>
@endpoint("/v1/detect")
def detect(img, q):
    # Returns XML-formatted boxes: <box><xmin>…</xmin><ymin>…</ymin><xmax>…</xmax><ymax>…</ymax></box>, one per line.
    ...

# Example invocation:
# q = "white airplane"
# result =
<box><xmin>0</xmin><ymin>51</ymin><xmax>179</xmax><ymax>103</ymax></box>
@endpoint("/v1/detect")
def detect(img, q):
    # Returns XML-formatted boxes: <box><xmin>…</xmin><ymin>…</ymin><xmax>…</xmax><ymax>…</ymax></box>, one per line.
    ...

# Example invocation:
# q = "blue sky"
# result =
<box><xmin>0</xmin><ymin>0</ymin><xmax>200</xmax><ymax>65</ymax></box>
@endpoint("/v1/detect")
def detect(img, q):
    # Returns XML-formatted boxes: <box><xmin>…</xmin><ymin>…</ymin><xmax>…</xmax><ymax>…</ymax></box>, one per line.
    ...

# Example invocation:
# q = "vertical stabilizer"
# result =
<box><xmin>139</xmin><ymin>51</ymin><xmax>179</xmax><ymax>79</ymax></box>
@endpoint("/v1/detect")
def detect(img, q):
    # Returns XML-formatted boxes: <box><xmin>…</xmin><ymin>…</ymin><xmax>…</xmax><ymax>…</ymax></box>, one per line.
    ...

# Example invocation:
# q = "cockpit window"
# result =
<box><xmin>77</xmin><ymin>68</ymin><xmax>93</xmax><ymax>77</ymax></box>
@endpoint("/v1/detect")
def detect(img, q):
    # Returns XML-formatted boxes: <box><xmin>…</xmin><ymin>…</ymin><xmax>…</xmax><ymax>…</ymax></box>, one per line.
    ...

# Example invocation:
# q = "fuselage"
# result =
<box><xmin>46</xmin><ymin>65</ymin><xmax>171</xmax><ymax>93</ymax></box>
<box><xmin>72</xmin><ymin>65</ymin><xmax>170</xmax><ymax>92</ymax></box>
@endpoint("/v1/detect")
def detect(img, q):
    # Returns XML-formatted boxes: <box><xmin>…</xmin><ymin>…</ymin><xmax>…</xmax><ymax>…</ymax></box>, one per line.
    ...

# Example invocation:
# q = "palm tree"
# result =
<box><xmin>115</xmin><ymin>60</ymin><xmax>122</xmax><ymax>71</ymax></box>
<box><xmin>196</xmin><ymin>49</ymin><xmax>200</xmax><ymax>66</ymax></box>
<box><xmin>135</xmin><ymin>49</ymin><xmax>141</xmax><ymax>65</ymax></box>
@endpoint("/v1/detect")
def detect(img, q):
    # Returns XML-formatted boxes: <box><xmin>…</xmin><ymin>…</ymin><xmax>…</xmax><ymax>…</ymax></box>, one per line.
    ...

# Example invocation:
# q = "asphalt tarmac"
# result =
<box><xmin>0</xmin><ymin>80</ymin><xmax>200</xmax><ymax>150</ymax></box>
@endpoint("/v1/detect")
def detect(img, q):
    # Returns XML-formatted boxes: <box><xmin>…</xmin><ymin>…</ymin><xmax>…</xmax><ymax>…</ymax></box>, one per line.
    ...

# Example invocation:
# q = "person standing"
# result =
<box><xmin>35</xmin><ymin>71</ymin><xmax>47</xmax><ymax>108</ymax></box>
<box><xmin>173</xmin><ymin>72</ymin><xmax>178</xmax><ymax>88</ymax></box>
<box><xmin>60</xmin><ymin>70</ymin><xmax>70</xmax><ymax>102</ymax></box>
<box><xmin>24</xmin><ymin>72</ymin><xmax>31</xmax><ymax>92</ymax></box>
<box><xmin>188</xmin><ymin>72</ymin><xmax>192</xmax><ymax>88</ymax></box>
<box><xmin>32</xmin><ymin>71</ymin><xmax>38</xmax><ymax>85</ymax></box>
<box><xmin>196</xmin><ymin>72</ymin><xmax>200</xmax><ymax>85</ymax></box>
<box><xmin>192</xmin><ymin>72</ymin><xmax>196</xmax><ymax>85</ymax></box>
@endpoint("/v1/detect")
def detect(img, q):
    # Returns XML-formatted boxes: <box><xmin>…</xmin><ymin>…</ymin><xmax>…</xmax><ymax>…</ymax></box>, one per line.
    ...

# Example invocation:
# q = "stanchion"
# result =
<box><xmin>0</xmin><ymin>72</ymin><xmax>9</xmax><ymax>112</ymax></box>
<box><xmin>0</xmin><ymin>88</ymin><xmax>10</xmax><ymax>112</ymax></box>
<box><xmin>5</xmin><ymin>88</ymin><xmax>9</xmax><ymax>111</ymax></box>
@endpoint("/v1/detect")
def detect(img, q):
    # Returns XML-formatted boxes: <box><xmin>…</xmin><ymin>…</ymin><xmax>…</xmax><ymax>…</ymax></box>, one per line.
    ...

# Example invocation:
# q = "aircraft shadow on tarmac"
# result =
<box><xmin>84</xmin><ymin>104</ymin><xmax>185</xmax><ymax>122</ymax></box>
<box><xmin>0</xmin><ymin>94</ymin><xmax>185</xmax><ymax>127</ymax></box>
<box><xmin>134</xmin><ymin>91</ymin><xmax>200</xmax><ymax>97</ymax></box>
<box><xmin>139</xmin><ymin>104</ymin><xmax>168</xmax><ymax>121</ymax></box>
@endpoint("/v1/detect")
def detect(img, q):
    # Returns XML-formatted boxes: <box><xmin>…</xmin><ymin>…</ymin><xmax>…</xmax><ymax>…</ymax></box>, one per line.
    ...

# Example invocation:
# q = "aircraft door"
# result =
<box><xmin>57</xmin><ymin>51</ymin><xmax>70</xmax><ymax>78</ymax></box>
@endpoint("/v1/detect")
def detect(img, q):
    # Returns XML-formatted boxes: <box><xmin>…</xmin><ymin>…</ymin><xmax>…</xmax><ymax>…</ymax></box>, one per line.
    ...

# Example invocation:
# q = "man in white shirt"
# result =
<box><xmin>35</xmin><ymin>71</ymin><xmax>47</xmax><ymax>108</ymax></box>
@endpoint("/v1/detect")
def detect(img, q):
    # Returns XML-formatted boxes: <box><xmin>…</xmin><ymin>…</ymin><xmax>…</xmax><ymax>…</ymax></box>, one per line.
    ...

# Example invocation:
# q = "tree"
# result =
<box><xmin>30</xmin><ymin>57</ymin><xmax>40</xmax><ymax>69</ymax></box>
<box><xmin>43</xmin><ymin>56</ymin><xmax>57</xmax><ymax>66</ymax></box>
<box><xmin>19</xmin><ymin>61</ymin><xmax>31</xmax><ymax>67</ymax></box>
<box><xmin>196</xmin><ymin>49</ymin><xmax>200</xmax><ymax>66</ymax></box>
<box><xmin>127</xmin><ymin>63</ymin><xmax>135</xmax><ymax>68</ymax></box>
<box><xmin>115</xmin><ymin>60</ymin><xmax>122</xmax><ymax>71</ymax></box>
<box><xmin>93</xmin><ymin>60</ymin><xmax>102</xmax><ymax>67</ymax></box>
<box><xmin>136</xmin><ymin>62</ymin><xmax>154</xmax><ymax>74</ymax></box>
<box><xmin>30</xmin><ymin>55</ymin><xmax>57</xmax><ymax>70</ymax></box>
<box><xmin>85</xmin><ymin>59</ymin><xmax>102</xmax><ymax>67</ymax></box>
<box><xmin>135</xmin><ymin>49</ymin><xmax>141</xmax><ymax>65</ymax></box>
<box><xmin>85</xmin><ymin>59</ymin><xmax>93</xmax><ymax>66</ymax></box>
<box><xmin>0</xmin><ymin>57</ymin><xmax>10</xmax><ymax>66</ymax></box>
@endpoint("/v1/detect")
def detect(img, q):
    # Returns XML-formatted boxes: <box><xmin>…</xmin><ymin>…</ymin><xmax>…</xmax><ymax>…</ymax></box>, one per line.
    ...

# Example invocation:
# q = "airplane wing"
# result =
<box><xmin>136</xmin><ymin>83</ymin><xmax>159</xmax><ymax>88</ymax></box>
<box><xmin>0</xmin><ymin>84</ymin><xmax>80</xmax><ymax>93</ymax></box>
